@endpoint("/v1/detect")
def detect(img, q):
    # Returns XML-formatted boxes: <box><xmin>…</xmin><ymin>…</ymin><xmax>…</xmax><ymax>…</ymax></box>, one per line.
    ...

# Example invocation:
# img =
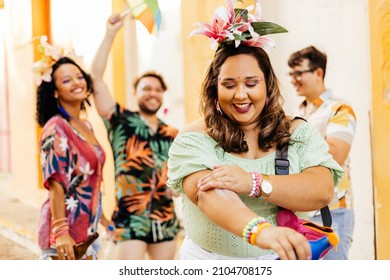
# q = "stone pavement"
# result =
<box><xmin>0</xmin><ymin>188</ymin><xmax>41</xmax><ymax>260</ymax></box>
<box><xmin>0</xmin><ymin>235</ymin><xmax>39</xmax><ymax>260</ymax></box>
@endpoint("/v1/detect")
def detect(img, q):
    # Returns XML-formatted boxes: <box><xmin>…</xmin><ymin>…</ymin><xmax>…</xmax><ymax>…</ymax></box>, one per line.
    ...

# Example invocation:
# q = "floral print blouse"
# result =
<box><xmin>37</xmin><ymin>116</ymin><xmax>105</xmax><ymax>249</ymax></box>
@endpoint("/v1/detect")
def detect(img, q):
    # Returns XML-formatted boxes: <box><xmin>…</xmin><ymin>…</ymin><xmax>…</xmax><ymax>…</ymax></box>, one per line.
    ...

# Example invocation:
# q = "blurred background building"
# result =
<box><xmin>0</xmin><ymin>0</ymin><xmax>388</xmax><ymax>259</ymax></box>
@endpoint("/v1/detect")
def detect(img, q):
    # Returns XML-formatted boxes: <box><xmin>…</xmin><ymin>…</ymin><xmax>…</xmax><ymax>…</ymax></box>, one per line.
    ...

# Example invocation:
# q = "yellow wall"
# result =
<box><xmin>31</xmin><ymin>0</ymin><xmax>50</xmax><ymax>190</ymax></box>
<box><xmin>368</xmin><ymin>0</ymin><xmax>390</xmax><ymax>260</ymax></box>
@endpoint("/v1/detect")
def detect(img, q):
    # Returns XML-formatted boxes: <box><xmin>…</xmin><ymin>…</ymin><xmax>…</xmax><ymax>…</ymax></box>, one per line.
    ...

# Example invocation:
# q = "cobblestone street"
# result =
<box><xmin>0</xmin><ymin>235</ymin><xmax>39</xmax><ymax>260</ymax></box>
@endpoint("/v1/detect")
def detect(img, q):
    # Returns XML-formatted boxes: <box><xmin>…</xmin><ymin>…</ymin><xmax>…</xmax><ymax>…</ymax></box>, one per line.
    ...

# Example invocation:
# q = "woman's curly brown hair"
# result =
<box><xmin>36</xmin><ymin>57</ymin><xmax>93</xmax><ymax>127</ymax></box>
<box><xmin>200</xmin><ymin>44</ymin><xmax>291</xmax><ymax>153</ymax></box>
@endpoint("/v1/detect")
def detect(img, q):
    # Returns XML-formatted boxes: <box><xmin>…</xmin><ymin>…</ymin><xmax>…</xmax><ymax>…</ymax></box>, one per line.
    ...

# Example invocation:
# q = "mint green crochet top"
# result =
<box><xmin>167</xmin><ymin>122</ymin><xmax>343</xmax><ymax>258</ymax></box>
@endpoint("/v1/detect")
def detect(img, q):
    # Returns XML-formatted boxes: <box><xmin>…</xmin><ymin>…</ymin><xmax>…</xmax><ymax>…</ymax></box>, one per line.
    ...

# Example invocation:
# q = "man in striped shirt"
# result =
<box><xmin>288</xmin><ymin>46</ymin><xmax>357</xmax><ymax>260</ymax></box>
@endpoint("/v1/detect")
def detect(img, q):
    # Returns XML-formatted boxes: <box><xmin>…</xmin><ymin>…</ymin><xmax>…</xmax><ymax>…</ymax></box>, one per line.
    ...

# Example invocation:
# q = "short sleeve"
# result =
<box><xmin>102</xmin><ymin>103</ymin><xmax>124</xmax><ymax>131</ymax></box>
<box><xmin>167</xmin><ymin>133</ymin><xmax>218</xmax><ymax>194</ymax></box>
<box><xmin>291</xmin><ymin>122</ymin><xmax>344</xmax><ymax>187</ymax></box>
<box><xmin>40</xmin><ymin>117</ymin><xmax>72</xmax><ymax>190</ymax></box>
<box><xmin>327</xmin><ymin>103</ymin><xmax>356</xmax><ymax>145</ymax></box>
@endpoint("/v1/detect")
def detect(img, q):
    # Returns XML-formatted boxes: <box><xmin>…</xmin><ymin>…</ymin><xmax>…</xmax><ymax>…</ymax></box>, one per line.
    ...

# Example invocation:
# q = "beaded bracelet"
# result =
<box><xmin>248</xmin><ymin>172</ymin><xmax>260</xmax><ymax>197</ymax></box>
<box><xmin>242</xmin><ymin>216</ymin><xmax>271</xmax><ymax>245</ymax></box>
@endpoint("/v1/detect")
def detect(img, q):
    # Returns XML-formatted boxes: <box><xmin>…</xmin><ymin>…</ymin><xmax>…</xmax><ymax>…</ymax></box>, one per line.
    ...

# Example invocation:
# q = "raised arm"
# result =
<box><xmin>91</xmin><ymin>13</ymin><xmax>125</xmax><ymax>119</ymax></box>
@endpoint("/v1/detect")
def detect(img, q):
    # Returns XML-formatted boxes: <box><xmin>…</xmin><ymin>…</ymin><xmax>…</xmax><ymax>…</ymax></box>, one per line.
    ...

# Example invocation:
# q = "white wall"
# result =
<box><xmin>261</xmin><ymin>0</ymin><xmax>374</xmax><ymax>259</ymax></box>
<box><xmin>3</xmin><ymin>0</ymin><xmax>42</xmax><ymax>205</ymax></box>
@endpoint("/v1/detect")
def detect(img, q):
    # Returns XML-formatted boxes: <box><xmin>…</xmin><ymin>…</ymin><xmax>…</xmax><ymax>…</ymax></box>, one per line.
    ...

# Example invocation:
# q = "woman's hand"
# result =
<box><xmin>256</xmin><ymin>226</ymin><xmax>311</xmax><ymax>260</ymax></box>
<box><xmin>107</xmin><ymin>13</ymin><xmax>125</xmax><ymax>32</ymax></box>
<box><xmin>55</xmin><ymin>234</ymin><xmax>76</xmax><ymax>260</ymax></box>
<box><xmin>197</xmin><ymin>165</ymin><xmax>253</xmax><ymax>195</ymax></box>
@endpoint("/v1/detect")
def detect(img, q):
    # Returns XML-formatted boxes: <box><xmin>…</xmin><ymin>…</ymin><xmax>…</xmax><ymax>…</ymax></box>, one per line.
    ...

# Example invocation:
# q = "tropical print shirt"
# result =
<box><xmin>295</xmin><ymin>89</ymin><xmax>357</xmax><ymax>211</ymax></box>
<box><xmin>37</xmin><ymin>116</ymin><xmax>105</xmax><ymax>249</ymax></box>
<box><xmin>103</xmin><ymin>104</ymin><xmax>178</xmax><ymax>226</ymax></box>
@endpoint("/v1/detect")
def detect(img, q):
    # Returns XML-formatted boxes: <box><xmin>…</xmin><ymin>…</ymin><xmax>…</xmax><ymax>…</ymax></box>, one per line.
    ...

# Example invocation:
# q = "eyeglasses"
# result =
<box><xmin>288</xmin><ymin>68</ymin><xmax>316</xmax><ymax>81</ymax></box>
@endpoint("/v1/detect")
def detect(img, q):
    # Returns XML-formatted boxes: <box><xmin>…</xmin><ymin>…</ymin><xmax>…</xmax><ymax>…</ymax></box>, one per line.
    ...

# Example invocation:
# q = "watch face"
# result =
<box><xmin>262</xmin><ymin>180</ymin><xmax>273</xmax><ymax>195</ymax></box>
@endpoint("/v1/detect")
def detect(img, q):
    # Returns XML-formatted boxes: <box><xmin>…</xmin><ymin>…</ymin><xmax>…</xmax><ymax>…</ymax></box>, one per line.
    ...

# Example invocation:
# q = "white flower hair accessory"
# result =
<box><xmin>32</xmin><ymin>36</ymin><xmax>83</xmax><ymax>86</ymax></box>
<box><xmin>189</xmin><ymin>0</ymin><xmax>287</xmax><ymax>52</ymax></box>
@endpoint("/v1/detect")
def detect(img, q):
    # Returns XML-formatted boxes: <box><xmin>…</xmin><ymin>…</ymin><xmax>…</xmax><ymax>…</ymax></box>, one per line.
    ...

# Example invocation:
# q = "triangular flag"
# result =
<box><xmin>126</xmin><ymin>0</ymin><xmax>161</xmax><ymax>34</ymax></box>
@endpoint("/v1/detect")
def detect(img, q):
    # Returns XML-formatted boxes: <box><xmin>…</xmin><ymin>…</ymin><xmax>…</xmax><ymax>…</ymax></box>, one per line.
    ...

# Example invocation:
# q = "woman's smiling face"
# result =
<box><xmin>53</xmin><ymin>63</ymin><xmax>88</xmax><ymax>104</ymax></box>
<box><xmin>217</xmin><ymin>53</ymin><xmax>267</xmax><ymax>130</ymax></box>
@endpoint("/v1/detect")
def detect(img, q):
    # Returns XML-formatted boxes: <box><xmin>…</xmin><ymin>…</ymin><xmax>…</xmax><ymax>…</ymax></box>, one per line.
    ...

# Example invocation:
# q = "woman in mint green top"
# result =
<box><xmin>168</xmin><ymin>121</ymin><xmax>342</xmax><ymax>259</ymax></box>
<box><xmin>167</xmin><ymin>2</ymin><xmax>343</xmax><ymax>260</ymax></box>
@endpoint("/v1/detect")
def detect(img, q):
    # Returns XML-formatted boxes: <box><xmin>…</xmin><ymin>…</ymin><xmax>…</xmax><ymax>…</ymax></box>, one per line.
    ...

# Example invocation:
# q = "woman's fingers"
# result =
<box><xmin>197</xmin><ymin>166</ymin><xmax>251</xmax><ymax>194</ymax></box>
<box><xmin>256</xmin><ymin>227</ymin><xmax>311</xmax><ymax>260</ymax></box>
<box><xmin>57</xmin><ymin>245</ymin><xmax>75</xmax><ymax>260</ymax></box>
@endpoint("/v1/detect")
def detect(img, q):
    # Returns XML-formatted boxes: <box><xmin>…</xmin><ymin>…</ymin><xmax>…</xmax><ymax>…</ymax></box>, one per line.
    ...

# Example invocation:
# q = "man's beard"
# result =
<box><xmin>138</xmin><ymin>102</ymin><xmax>161</xmax><ymax>115</ymax></box>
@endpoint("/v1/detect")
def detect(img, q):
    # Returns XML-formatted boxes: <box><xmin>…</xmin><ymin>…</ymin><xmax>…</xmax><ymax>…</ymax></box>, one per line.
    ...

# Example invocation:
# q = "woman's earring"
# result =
<box><xmin>215</xmin><ymin>100</ymin><xmax>223</xmax><ymax>116</ymax></box>
<box><xmin>265</xmin><ymin>96</ymin><xmax>269</xmax><ymax>107</ymax></box>
<box><xmin>85</xmin><ymin>98</ymin><xmax>91</xmax><ymax>107</ymax></box>
<box><xmin>56</xmin><ymin>100</ymin><xmax>71</xmax><ymax>119</ymax></box>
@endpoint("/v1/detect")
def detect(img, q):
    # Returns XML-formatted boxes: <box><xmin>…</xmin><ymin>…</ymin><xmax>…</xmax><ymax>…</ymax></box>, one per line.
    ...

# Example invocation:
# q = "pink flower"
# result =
<box><xmin>189</xmin><ymin>0</ymin><xmax>237</xmax><ymax>49</ymax></box>
<box><xmin>189</xmin><ymin>0</ymin><xmax>286</xmax><ymax>52</ymax></box>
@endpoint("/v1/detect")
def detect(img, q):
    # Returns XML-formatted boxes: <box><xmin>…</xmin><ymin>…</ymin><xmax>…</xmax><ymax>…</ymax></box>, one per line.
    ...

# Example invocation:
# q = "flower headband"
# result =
<box><xmin>32</xmin><ymin>36</ymin><xmax>82</xmax><ymax>86</ymax></box>
<box><xmin>189</xmin><ymin>0</ymin><xmax>287</xmax><ymax>52</ymax></box>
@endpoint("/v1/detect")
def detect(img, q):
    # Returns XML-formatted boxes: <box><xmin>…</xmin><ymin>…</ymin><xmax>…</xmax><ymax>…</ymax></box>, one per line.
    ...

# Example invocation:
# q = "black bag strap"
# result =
<box><xmin>275</xmin><ymin>138</ymin><xmax>332</xmax><ymax>227</ymax></box>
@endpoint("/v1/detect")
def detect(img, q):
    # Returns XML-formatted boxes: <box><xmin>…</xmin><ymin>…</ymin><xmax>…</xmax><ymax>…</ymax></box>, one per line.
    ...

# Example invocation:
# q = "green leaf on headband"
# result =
<box><xmin>232</xmin><ymin>33</ymin><xmax>250</xmax><ymax>41</ymax></box>
<box><xmin>234</xmin><ymin>8</ymin><xmax>248</xmax><ymax>22</ymax></box>
<box><xmin>251</xmin><ymin>22</ymin><xmax>288</xmax><ymax>36</ymax></box>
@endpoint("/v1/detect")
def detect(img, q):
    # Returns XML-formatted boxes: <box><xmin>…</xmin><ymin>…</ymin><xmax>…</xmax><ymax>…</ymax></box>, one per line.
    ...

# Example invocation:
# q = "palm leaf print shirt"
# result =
<box><xmin>103</xmin><ymin>104</ymin><xmax>178</xmax><ymax>223</ymax></box>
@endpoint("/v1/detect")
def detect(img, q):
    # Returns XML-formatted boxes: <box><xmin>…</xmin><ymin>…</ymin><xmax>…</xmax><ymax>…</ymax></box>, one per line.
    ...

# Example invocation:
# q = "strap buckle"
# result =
<box><xmin>274</xmin><ymin>158</ymin><xmax>289</xmax><ymax>175</ymax></box>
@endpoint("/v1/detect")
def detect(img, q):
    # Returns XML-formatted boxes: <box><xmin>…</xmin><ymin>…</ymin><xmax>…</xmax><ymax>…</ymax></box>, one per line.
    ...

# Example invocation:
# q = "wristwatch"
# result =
<box><xmin>260</xmin><ymin>175</ymin><xmax>273</xmax><ymax>199</ymax></box>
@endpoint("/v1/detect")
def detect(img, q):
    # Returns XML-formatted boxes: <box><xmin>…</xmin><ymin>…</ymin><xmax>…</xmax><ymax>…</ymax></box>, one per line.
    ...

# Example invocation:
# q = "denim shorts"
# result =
<box><xmin>309</xmin><ymin>208</ymin><xmax>354</xmax><ymax>260</ymax></box>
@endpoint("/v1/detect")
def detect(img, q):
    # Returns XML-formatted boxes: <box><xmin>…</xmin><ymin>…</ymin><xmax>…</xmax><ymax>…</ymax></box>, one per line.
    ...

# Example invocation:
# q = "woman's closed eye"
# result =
<box><xmin>221</xmin><ymin>82</ymin><xmax>236</xmax><ymax>89</ymax></box>
<box><xmin>221</xmin><ymin>79</ymin><xmax>261</xmax><ymax>89</ymax></box>
<box><xmin>246</xmin><ymin>80</ymin><xmax>260</xmax><ymax>88</ymax></box>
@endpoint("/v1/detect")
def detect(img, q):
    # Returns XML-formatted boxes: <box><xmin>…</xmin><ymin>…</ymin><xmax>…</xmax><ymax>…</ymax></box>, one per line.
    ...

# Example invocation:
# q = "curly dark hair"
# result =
<box><xmin>36</xmin><ymin>57</ymin><xmax>94</xmax><ymax>127</ymax></box>
<box><xmin>200</xmin><ymin>44</ymin><xmax>291</xmax><ymax>153</ymax></box>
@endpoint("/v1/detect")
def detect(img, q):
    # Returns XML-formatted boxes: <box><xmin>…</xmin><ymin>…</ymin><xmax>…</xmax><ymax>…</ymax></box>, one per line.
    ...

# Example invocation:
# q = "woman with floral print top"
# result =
<box><xmin>34</xmin><ymin>42</ymin><xmax>112</xmax><ymax>260</ymax></box>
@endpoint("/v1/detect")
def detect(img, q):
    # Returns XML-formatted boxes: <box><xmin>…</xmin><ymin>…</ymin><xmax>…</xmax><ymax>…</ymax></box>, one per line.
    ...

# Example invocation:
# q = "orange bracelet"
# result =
<box><xmin>249</xmin><ymin>222</ymin><xmax>272</xmax><ymax>245</ymax></box>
